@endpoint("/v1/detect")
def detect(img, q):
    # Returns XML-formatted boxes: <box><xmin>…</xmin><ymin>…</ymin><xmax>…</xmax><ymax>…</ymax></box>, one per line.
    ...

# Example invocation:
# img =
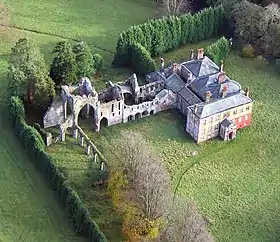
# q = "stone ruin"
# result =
<box><xmin>43</xmin><ymin>74</ymin><xmax>177</xmax><ymax>144</ymax></box>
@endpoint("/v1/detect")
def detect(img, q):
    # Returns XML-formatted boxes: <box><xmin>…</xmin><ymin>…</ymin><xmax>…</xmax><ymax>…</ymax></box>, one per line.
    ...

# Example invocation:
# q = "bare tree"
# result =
<box><xmin>162</xmin><ymin>0</ymin><xmax>187</xmax><ymax>15</ymax></box>
<box><xmin>117</xmin><ymin>131</ymin><xmax>172</xmax><ymax>221</ymax></box>
<box><xmin>158</xmin><ymin>196</ymin><xmax>214</xmax><ymax>242</ymax></box>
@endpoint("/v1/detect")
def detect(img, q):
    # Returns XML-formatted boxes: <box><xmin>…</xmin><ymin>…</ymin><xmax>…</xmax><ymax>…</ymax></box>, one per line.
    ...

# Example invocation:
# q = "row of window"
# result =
<box><xmin>111</xmin><ymin>102</ymin><xmax>122</xmax><ymax>112</ymax></box>
<box><xmin>202</xmin><ymin>105</ymin><xmax>251</xmax><ymax>125</ymax></box>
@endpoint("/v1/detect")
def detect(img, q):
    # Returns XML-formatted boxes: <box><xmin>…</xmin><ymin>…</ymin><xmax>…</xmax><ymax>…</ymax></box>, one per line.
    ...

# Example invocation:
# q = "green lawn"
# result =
<box><xmin>50</xmin><ymin>42</ymin><xmax>280</xmax><ymax>242</ymax></box>
<box><xmin>0</xmin><ymin>0</ymin><xmax>158</xmax><ymax>241</ymax></box>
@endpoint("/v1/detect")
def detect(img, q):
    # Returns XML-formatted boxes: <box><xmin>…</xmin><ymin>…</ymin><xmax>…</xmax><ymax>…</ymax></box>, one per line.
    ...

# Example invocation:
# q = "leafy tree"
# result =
<box><xmin>72</xmin><ymin>41</ymin><xmax>94</xmax><ymax>79</ymax></box>
<box><xmin>93</xmin><ymin>54</ymin><xmax>104</xmax><ymax>73</ymax></box>
<box><xmin>8</xmin><ymin>38</ymin><xmax>55</xmax><ymax>105</ymax></box>
<box><xmin>129</xmin><ymin>43</ymin><xmax>156</xmax><ymax>76</ymax></box>
<box><xmin>50</xmin><ymin>41</ymin><xmax>78</xmax><ymax>85</ymax></box>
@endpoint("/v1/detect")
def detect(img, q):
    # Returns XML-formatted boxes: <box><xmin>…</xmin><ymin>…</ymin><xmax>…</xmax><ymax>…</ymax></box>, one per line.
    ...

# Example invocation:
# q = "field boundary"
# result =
<box><xmin>0</xmin><ymin>23</ymin><xmax>114</xmax><ymax>54</ymax></box>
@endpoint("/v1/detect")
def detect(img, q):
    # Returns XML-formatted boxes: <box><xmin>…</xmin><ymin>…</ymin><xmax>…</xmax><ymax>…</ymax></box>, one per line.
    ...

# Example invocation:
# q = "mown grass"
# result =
<box><xmin>0</xmin><ymin>0</ymin><xmax>158</xmax><ymax>241</ymax></box>
<box><xmin>57</xmin><ymin>44</ymin><xmax>280</xmax><ymax>242</ymax></box>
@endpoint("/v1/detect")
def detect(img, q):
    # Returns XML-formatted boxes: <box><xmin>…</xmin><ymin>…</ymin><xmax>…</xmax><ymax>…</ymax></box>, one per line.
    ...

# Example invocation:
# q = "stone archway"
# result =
<box><xmin>135</xmin><ymin>113</ymin><xmax>141</xmax><ymax>119</ymax></box>
<box><xmin>99</xmin><ymin>117</ymin><xmax>109</xmax><ymax>129</ymax></box>
<box><xmin>142</xmin><ymin>110</ymin><xmax>149</xmax><ymax>116</ymax></box>
<box><xmin>77</xmin><ymin>104</ymin><xmax>97</xmax><ymax>130</ymax></box>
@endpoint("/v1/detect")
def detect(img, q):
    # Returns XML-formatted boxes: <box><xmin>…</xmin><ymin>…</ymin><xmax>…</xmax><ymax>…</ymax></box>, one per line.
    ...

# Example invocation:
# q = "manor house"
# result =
<box><xmin>44</xmin><ymin>48</ymin><xmax>253</xmax><ymax>143</ymax></box>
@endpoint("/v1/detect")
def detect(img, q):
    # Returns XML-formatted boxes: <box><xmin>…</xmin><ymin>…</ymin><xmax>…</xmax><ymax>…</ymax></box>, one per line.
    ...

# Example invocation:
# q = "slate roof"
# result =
<box><xmin>182</xmin><ymin>56</ymin><xmax>219</xmax><ymax>77</ymax></box>
<box><xmin>220</xmin><ymin>118</ymin><xmax>235</xmax><ymax>127</ymax></box>
<box><xmin>156</xmin><ymin>89</ymin><xmax>169</xmax><ymax>100</ymax></box>
<box><xmin>189</xmin><ymin>93</ymin><xmax>253</xmax><ymax>118</ymax></box>
<box><xmin>165</xmin><ymin>73</ymin><xmax>186</xmax><ymax>93</ymax></box>
<box><xmin>145</xmin><ymin>71</ymin><xmax>165</xmax><ymax>83</ymax></box>
<box><xmin>188</xmin><ymin>73</ymin><xmax>241</xmax><ymax>101</ymax></box>
<box><xmin>178</xmin><ymin>87</ymin><xmax>202</xmax><ymax>106</ymax></box>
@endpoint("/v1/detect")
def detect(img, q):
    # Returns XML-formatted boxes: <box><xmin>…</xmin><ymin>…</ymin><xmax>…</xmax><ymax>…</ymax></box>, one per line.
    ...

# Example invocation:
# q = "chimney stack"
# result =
<box><xmin>172</xmin><ymin>63</ymin><xmax>178</xmax><ymax>74</ymax></box>
<box><xmin>190</xmin><ymin>49</ymin><xmax>194</xmax><ymax>60</ymax></box>
<box><xmin>245</xmin><ymin>87</ymin><xmax>249</xmax><ymax>97</ymax></box>
<box><xmin>205</xmin><ymin>91</ymin><xmax>212</xmax><ymax>103</ymax></box>
<box><xmin>193</xmin><ymin>104</ymin><xmax>198</xmax><ymax>114</ymax></box>
<box><xmin>218</xmin><ymin>72</ymin><xmax>227</xmax><ymax>83</ymax></box>
<box><xmin>219</xmin><ymin>60</ymin><xmax>224</xmax><ymax>73</ymax></box>
<box><xmin>197</xmin><ymin>48</ymin><xmax>204</xmax><ymax>59</ymax></box>
<box><xmin>222</xmin><ymin>85</ymin><xmax>228</xmax><ymax>98</ymax></box>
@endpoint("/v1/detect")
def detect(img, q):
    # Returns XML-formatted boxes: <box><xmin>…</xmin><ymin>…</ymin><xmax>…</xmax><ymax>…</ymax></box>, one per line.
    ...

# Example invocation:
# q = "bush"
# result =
<box><xmin>129</xmin><ymin>43</ymin><xmax>156</xmax><ymax>76</ymax></box>
<box><xmin>8</xmin><ymin>95</ymin><xmax>107</xmax><ymax>242</ymax></box>
<box><xmin>242</xmin><ymin>44</ymin><xmax>255</xmax><ymax>58</ymax></box>
<box><xmin>113</xmin><ymin>5</ymin><xmax>225</xmax><ymax>67</ymax></box>
<box><xmin>33</xmin><ymin>122</ymin><xmax>49</xmax><ymax>144</ymax></box>
<box><xmin>93</xmin><ymin>54</ymin><xmax>104</xmax><ymax>73</ymax></box>
<box><xmin>205</xmin><ymin>36</ymin><xmax>231</xmax><ymax>64</ymax></box>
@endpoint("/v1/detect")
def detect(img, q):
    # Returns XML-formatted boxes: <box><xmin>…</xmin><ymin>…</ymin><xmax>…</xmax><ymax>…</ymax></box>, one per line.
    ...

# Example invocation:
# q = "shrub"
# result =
<box><xmin>33</xmin><ymin>122</ymin><xmax>49</xmax><ymax>144</ymax></box>
<box><xmin>8</xmin><ymin>95</ymin><xmax>107</xmax><ymax>242</ymax></box>
<box><xmin>129</xmin><ymin>43</ymin><xmax>156</xmax><ymax>76</ymax></box>
<box><xmin>205</xmin><ymin>36</ymin><xmax>231</xmax><ymax>64</ymax></box>
<box><xmin>93</xmin><ymin>54</ymin><xmax>104</xmax><ymax>73</ymax></box>
<box><xmin>113</xmin><ymin>5</ymin><xmax>225</xmax><ymax>67</ymax></box>
<box><xmin>242</xmin><ymin>44</ymin><xmax>255</xmax><ymax>58</ymax></box>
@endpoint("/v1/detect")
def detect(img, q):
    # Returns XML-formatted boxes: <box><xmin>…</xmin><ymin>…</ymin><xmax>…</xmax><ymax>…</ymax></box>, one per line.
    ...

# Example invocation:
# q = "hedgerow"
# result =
<box><xmin>113</xmin><ymin>5</ymin><xmax>225</xmax><ymax>67</ymax></box>
<box><xmin>8</xmin><ymin>96</ymin><xmax>107</xmax><ymax>242</ymax></box>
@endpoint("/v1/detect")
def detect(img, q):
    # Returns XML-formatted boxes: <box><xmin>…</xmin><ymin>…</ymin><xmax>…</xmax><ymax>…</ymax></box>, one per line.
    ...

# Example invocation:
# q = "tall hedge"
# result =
<box><xmin>113</xmin><ymin>5</ymin><xmax>225</xmax><ymax>67</ymax></box>
<box><xmin>8</xmin><ymin>96</ymin><xmax>107</xmax><ymax>242</ymax></box>
<box><xmin>129</xmin><ymin>43</ymin><xmax>156</xmax><ymax>76</ymax></box>
<box><xmin>205</xmin><ymin>36</ymin><xmax>230</xmax><ymax>64</ymax></box>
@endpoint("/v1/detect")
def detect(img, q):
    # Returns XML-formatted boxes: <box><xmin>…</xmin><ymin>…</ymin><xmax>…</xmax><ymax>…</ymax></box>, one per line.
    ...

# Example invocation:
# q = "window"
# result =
<box><xmin>111</xmin><ymin>104</ymin><xmax>114</xmax><ymax>112</ymax></box>
<box><xmin>240</xmin><ymin>107</ymin><xmax>244</xmax><ymax>113</ymax></box>
<box><xmin>118</xmin><ymin>102</ymin><xmax>121</xmax><ymax>110</ymax></box>
<box><xmin>119</xmin><ymin>111</ymin><xmax>121</xmax><ymax>115</ymax></box>
<box><xmin>204</xmin><ymin>120</ymin><xmax>207</xmax><ymax>125</ymax></box>
<box><xmin>233</xmin><ymin>109</ymin><xmax>237</xmax><ymax>115</ymax></box>
<box><xmin>238</xmin><ymin>117</ymin><xmax>242</xmax><ymax>123</ymax></box>
<box><xmin>113</xmin><ymin>113</ymin><xmax>115</xmax><ymax>116</ymax></box>
<box><xmin>214</xmin><ymin>124</ymin><xmax>219</xmax><ymax>130</ymax></box>
<box><xmin>244</xmin><ymin>122</ymin><xmax>247</xmax><ymax>126</ymax></box>
<box><xmin>216</xmin><ymin>114</ymin><xmax>220</xmax><ymax>121</ymax></box>
<box><xmin>101</xmin><ymin>112</ymin><xmax>103</xmax><ymax>116</ymax></box>
<box><xmin>210</xmin><ymin>117</ymin><xmax>214</xmax><ymax>123</ymax></box>
<box><xmin>245</xmin><ymin>115</ymin><xmax>248</xmax><ymax>121</ymax></box>
<box><xmin>246</xmin><ymin>105</ymin><xmax>250</xmax><ymax>111</ymax></box>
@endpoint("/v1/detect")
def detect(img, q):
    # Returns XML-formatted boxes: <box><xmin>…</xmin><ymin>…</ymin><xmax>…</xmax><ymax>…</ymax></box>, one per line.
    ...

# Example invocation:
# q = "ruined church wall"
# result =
<box><xmin>99</xmin><ymin>99</ymin><xmax>124</xmax><ymax>126</ymax></box>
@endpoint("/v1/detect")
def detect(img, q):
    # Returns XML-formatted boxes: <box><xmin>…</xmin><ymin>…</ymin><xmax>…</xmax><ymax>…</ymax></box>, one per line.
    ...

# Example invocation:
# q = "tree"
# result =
<box><xmin>230</xmin><ymin>0</ymin><xmax>264</xmax><ymax>44</ymax></box>
<box><xmin>258</xmin><ymin>3</ymin><xmax>280</xmax><ymax>57</ymax></box>
<box><xmin>158</xmin><ymin>196</ymin><xmax>213</xmax><ymax>242</ymax></box>
<box><xmin>92</xmin><ymin>54</ymin><xmax>104</xmax><ymax>74</ymax></box>
<box><xmin>108</xmin><ymin>131</ymin><xmax>172</xmax><ymax>240</ymax></box>
<box><xmin>72</xmin><ymin>41</ymin><xmax>94</xmax><ymax>79</ymax></box>
<box><xmin>163</xmin><ymin>0</ymin><xmax>186</xmax><ymax>15</ymax></box>
<box><xmin>50</xmin><ymin>41</ymin><xmax>78</xmax><ymax>86</ymax></box>
<box><xmin>8</xmin><ymin>38</ymin><xmax>55</xmax><ymax>105</ymax></box>
<box><xmin>129</xmin><ymin>43</ymin><xmax>156</xmax><ymax>76</ymax></box>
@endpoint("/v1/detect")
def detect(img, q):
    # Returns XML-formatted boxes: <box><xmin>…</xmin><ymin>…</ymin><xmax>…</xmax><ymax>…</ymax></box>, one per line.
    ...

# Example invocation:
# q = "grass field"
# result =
<box><xmin>49</xmin><ymin>41</ymin><xmax>280</xmax><ymax>242</ymax></box>
<box><xmin>0</xmin><ymin>0</ymin><xmax>158</xmax><ymax>240</ymax></box>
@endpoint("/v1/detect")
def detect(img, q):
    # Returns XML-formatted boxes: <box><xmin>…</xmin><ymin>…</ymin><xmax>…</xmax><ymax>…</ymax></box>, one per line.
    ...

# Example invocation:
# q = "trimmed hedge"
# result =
<box><xmin>205</xmin><ymin>36</ymin><xmax>230</xmax><ymax>64</ymax></box>
<box><xmin>8</xmin><ymin>96</ymin><xmax>107</xmax><ymax>242</ymax></box>
<box><xmin>113</xmin><ymin>5</ymin><xmax>225</xmax><ymax>67</ymax></box>
<box><xmin>129</xmin><ymin>43</ymin><xmax>156</xmax><ymax>76</ymax></box>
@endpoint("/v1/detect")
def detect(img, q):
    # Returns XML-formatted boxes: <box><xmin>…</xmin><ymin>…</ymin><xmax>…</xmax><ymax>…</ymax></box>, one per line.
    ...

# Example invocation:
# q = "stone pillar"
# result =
<box><xmin>94</xmin><ymin>153</ymin><xmax>98</xmax><ymax>164</ymax></box>
<box><xmin>63</xmin><ymin>100</ymin><xmax>67</xmax><ymax>119</ymax></box>
<box><xmin>79</xmin><ymin>134</ymin><xmax>84</xmax><ymax>146</ymax></box>
<box><xmin>132</xmin><ymin>115</ymin><xmax>135</xmax><ymax>121</ymax></box>
<box><xmin>72</xmin><ymin>128</ymin><xmax>78</xmax><ymax>139</ymax></box>
<box><xmin>86</xmin><ymin>144</ymin><xmax>91</xmax><ymax>155</ymax></box>
<box><xmin>60</xmin><ymin>129</ymin><xmax>66</xmax><ymax>142</ymax></box>
<box><xmin>85</xmin><ymin>104</ymin><xmax>90</xmax><ymax>118</ymax></box>
<box><xmin>46</xmin><ymin>133</ymin><xmax>52</xmax><ymax>146</ymax></box>
<box><xmin>100</xmin><ymin>161</ymin><xmax>105</xmax><ymax>171</ymax></box>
